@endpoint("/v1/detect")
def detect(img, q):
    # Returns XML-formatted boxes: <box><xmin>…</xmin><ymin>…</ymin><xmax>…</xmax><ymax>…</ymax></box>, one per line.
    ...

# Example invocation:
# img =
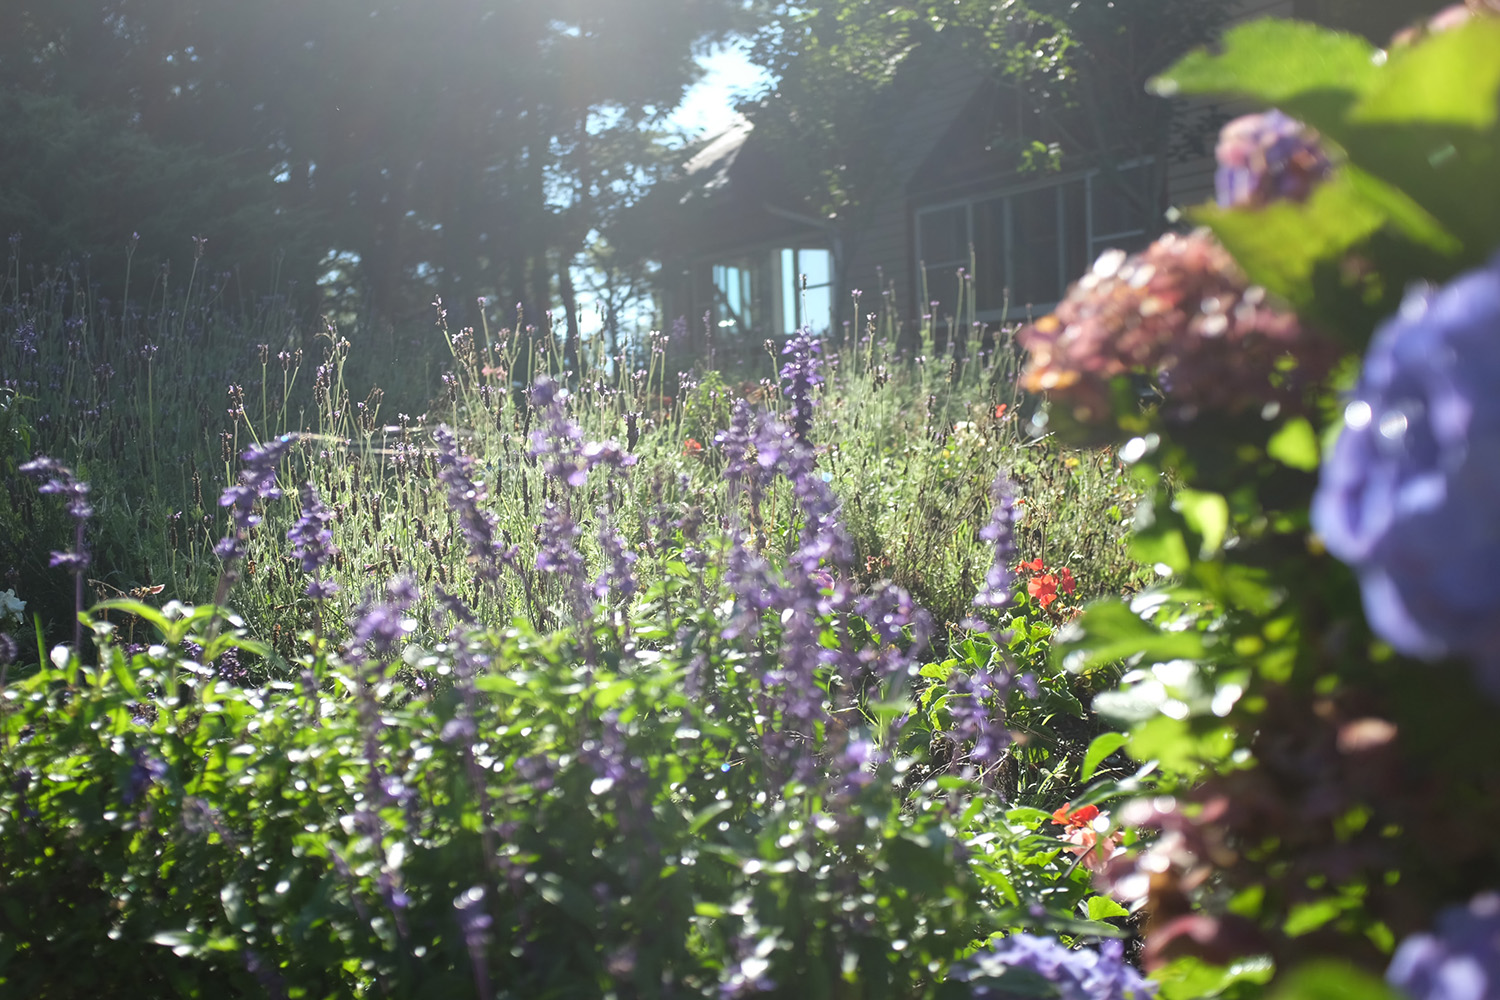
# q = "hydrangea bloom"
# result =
<box><xmin>1387</xmin><ymin>892</ymin><xmax>1500</xmax><ymax>1000</ymax></box>
<box><xmin>951</xmin><ymin>934</ymin><xmax>1154</xmax><ymax>1000</ymax></box>
<box><xmin>1215</xmin><ymin>110</ymin><xmax>1332</xmax><ymax>210</ymax></box>
<box><xmin>1018</xmin><ymin>230</ymin><xmax>1330</xmax><ymax>423</ymax></box>
<box><xmin>1311</xmin><ymin>257</ymin><xmax>1500</xmax><ymax>694</ymax></box>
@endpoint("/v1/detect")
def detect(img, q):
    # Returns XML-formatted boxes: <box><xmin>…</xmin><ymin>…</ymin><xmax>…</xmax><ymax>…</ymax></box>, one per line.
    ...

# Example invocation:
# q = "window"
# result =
<box><xmin>712</xmin><ymin>258</ymin><xmax>762</xmax><ymax>338</ymax></box>
<box><xmin>916</xmin><ymin>161</ymin><xmax>1158</xmax><ymax>320</ymax></box>
<box><xmin>710</xmin><ymin>246</ymin><xmax>834</xmax><ymax>339</ymax></box>
<box><xmin>781</xmin><ymin>247</ymin><xmax>833</xmax><ymax>336</ymax></box>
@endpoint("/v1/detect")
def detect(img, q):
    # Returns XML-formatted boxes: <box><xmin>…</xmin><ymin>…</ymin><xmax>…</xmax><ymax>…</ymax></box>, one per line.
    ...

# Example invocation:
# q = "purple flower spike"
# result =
<box><xmin>780</xmin><ymin>329</ymin><xmax>824</xmax><ymax>444</ymax></box>
<box><xmin>974</xmin><ymin>471</ymin><xmax>1019</xmax><ymax>609</ymax></box>
<box><xmin>1215</xmin><ymin>109</ymin><xmax>1332</xmax><ymax>209</ymax></box>
<box><xmin>1312</xmin><ymin>256</ymin><xmax>1500</xmax><ymax>696</ymax></box>
<box><xmin>952</xmin><ymin>934</ymin><xmax>1155</xmax><ymax>1000</ymax></box>
<box><xmin>287</xmin><ymin>482</ymin><xmax>339</xmax><ymax>599</ymax></box>
<box><xmin>216</xmin><ymin>435</ymin><xmax>296</xmax><ymax>569</ymax></box>
<box><xmin>1387</xmin><ymin>891</ymin><xmax>1500</xmax><ymax>1000</ymax></box>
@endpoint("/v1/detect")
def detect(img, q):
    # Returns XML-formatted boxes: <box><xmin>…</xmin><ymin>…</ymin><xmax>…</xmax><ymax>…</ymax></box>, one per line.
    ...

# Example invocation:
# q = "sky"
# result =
<box><xmin>669</xmin><ymin>42</ymin><xmax>772</xmax><ymax>138</ymax></box>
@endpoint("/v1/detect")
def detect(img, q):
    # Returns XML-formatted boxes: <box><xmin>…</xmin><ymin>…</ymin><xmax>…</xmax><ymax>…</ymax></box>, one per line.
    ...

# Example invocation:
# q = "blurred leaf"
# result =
<box><xmin>1080</xmin><ymin>732</ymin><xmax>1130</xmax><ymax>781</ymax></box>
<box><xmin>1086</xmin><ymin>895</ymin><xmax>1129</xmax><ymax>921</ymax></box>
<box><xmin>1189</xmin><ymin>174</ymin><xmax>1386</xmax><ymax>310</ymax></box>
<box><xmin>1267</xmin><ymin>961</ymin><xmax>1405</xmax><ymax>1000</ymax></box>
<box><xmin>1055</xmin><ymin>601</ymin><xmax>1205</xmax><ymax>675</ymax></box>
<box><xmin>1174</xmin><ymin>490</ymin><xmax>1229</xmax><ymax>557</ymax></box>
<box><xmin>1149</xmin><ymin>19</ymin><xmax>1380</xmax><ymax>115</ymax></box>
<box><xmin>1267</xmin><ymin>418</ymin><xmax>1320</xmax><ymax>471</ymax></box>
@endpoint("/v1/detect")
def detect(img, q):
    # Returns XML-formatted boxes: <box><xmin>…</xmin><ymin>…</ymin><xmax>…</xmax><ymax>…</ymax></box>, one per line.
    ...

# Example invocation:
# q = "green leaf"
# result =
<box><xmin>1150</xmin><ymin>19</ymin><xmax>1381</xmax><ymax>119</ymax></box>
<box><xmin>1189</xmin><ymin>173</ymin><xmax>1386</xmax><ymax>311</ymax></box>
<box><xmin>1267</xmin><ymin>418</ymin><xmax>1321</xmax><ymax>471</ymax></box>
<box><xmin>1080</xmin><ymin>732</ymin><xmax>1131</xmax><ymax>782</ymax></box>
<box><xmin>1267</xmin><ymin>961</ymin><xmax>1405</xmax><ymax>1000</ymax></box>
<box><xmin>1174</xmin><ymin>490</ymin><xmax>1229</xmax><ymax>557</ymax></box>
<box><xmin>1055</xmin><ymin>601</ymin><xmax>1205</xmax><ymax>675</ymax></box>
<box><xmin>1086</xmin><ymin>895</ymin><xmax>1129</xmax><ymax>921</ymax></box>
<box><xmin>1353</xmin><ymin>21</ymin><xmax>1500</xmax><ymax>128</ymax></box>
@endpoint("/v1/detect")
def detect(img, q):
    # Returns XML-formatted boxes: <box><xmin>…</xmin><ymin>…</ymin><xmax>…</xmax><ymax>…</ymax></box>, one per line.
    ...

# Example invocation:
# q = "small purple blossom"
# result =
<box><xmin>951</xmin><ymin>934</ymin><xmax>1154</xmax><ymax>1000</ymax></box>
<box><xmin>20</xmin><ymin>456</ymin><xmax>93</xmax><ymax>657</ymax></box>
<box><xmin>432</xmin><ymin>426</ymin><xmax>513</xmax><ymax>585</ymax></box>
<box><xmin>974</xmin><ymin>471</ymin><xmax>1019</xmax><ymax>609</ymax></box>
<box><xmin>946</xmin><ymin>667</ymin><xmax>1012</xmax><ymax>774</ymax></box>
<box><xmin>1311</xmin><ymin>256</ymin><xmax>1500</xmax><ymax>695</ymax></box>
<box><xmin>1215</xmin><ymin>109</ymin><xmax>1332</xmax><ymax>209</ymax></box>
<box><xmin>216</xmin><ymin>435</ymin><xmax>296</xmax><ymax>568</ymax></box>
<box><xmin>350</xmin><ymin>577</ymin><xmax>419</xmax><ymax>664</ymax></box>
<box><xmin>287</xmin><ymin>482</ymin><xmax>339</xmax><ymax>599</ymax></box>
<box><xmin>780</xmin><ymin>329</ymin><xmax>824</xmax><ymax>443</ymax></box>
<box><xmin>1387</xmin><ymin>891</ymin><xmax>1500</xmax><ymax>1000</ymax></box>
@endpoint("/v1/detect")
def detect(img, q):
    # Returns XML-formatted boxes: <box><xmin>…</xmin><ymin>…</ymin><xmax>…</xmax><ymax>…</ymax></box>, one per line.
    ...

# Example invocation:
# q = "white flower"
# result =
<box><xmin>0</xmin><ymin>589</ymin><xmax>24</xmax><ymax>628</ymax></box>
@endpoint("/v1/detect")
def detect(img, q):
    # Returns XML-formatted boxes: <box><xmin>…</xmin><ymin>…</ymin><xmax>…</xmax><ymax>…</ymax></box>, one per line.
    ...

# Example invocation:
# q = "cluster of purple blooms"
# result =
<box><xmin>973</xmin><ymin>470</ymin><xmax>1019</xmax><ymax>610</ymax></box>
<box><xmin>1311</xmin><ymin>254</ymin><xmax>1500</xmax><ymax>696</ymax></box>
<box><xmin>1387</xmin><ymin>891</ymin><xmax>1500</xmax><ymax>1000</ymax></box>
<box><xmin>286</xmin><ymin>481</ymin><xmax>339</xmax><ymax>600</ymax></box>
<box><xmin>950</xmin><ymin>934</ymin><xmax>1154</xmax><ymax>1000</ymax></box>
<box><xmin>1214</xmin><ymin>109</ymin><xmax>1332</xmax><ymax>210</ymax></box>
<box><xmin>215</xmin><ymin>435</ymin><xmax>296</xmax><ymax>570</ymax></box>
<box><xmin>779</xmin><ymin>329</ymin><xmax>824</xmax><ymax>444</ymax></box>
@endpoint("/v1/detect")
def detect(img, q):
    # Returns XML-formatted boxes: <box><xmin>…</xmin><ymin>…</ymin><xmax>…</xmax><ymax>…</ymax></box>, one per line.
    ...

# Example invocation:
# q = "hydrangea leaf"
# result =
<box><xmin>1351</xmin><ymin>20</ymin><xmax>1500</xmax><ymax>128</ymax></box>
<box><xmin>1086</xmin><ymin>895</ymin><xmax>1130</xmax><ymax>921</ymax></box>
<box><xmin>1149</xmin><ymin>19</ymin><xmax>1381</xmax><ymax>122</ymax></box>
<box><xmin>1189</xmin><ymin>173</ymin><xmax>1386</xmax><ymax>311</ymax></box>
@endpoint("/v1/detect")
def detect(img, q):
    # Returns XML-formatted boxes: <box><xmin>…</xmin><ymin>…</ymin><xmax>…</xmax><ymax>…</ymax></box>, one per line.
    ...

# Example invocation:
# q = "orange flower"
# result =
<box><xmin>1051</xmin><ymin>802</ymin><xmax>1100</xmax><ymax>830</ymax></box>
<box><xmin>1018</xmin><ymin>557</ymin><xmax>1045</xmax><ymax>572</ymax></box>
<box><xmin>683</xmin><ymin>438</ymin><xmax>704</xmax><ymax>457</ymax></box>
<box><xmin>993</xmin><ymin>403</ymin><xmax>1009</xmax><ymax>419</ymax></box>
<box><xmin>1059</xmin><ymin>567</ymin><xmax>1077</xmax><ymax>595</ymax></box>
<box><xmin>1028</xmin><ymin>574</ymin><xmax>1059</xmax><ymax>607</ymax></box>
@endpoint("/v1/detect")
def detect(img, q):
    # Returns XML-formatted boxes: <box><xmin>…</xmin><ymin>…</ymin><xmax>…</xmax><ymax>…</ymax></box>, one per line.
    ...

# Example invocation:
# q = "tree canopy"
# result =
<box><xmin>0</xmin><ymin>0</ymin><xmax>751</xmax><ymax>331</ymax></box>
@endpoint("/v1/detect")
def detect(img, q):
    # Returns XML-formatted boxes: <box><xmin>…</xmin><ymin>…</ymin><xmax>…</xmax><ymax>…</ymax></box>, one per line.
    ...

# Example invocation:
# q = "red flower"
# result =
<box><xmin>1018</xmin><ymin>557</ymin><xmax>1045</xmax><ymax>572</ymax></box>
<box><xmin>993</xmin><ymin>403</ymin><xmax>1009</xmax><ymax>420</ymax></box>
<box><xmin>1051</xmin><ymin>802</ymin><xmax>1100</xmax><ymax>830</ymax></box>
<box><xmin>1028</xmin><ymin>574</ymin><xmax>1059</xmax><ymax>607</ymax></box>
<box><xmin>683</xmin><ymin>438</ymin><xmax>704</xmax><ymax>457</ymax></box>
<box><xmin>1059</xmin><ymin>567</ymin><xmax>1077</xmax><ymax>595</ymax></box>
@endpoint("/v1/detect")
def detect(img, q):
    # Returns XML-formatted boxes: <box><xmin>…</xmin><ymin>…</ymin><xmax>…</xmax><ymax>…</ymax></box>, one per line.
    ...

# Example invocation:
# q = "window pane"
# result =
<box><xmin>781</xmin><ymin>248</ymin><xmax>796</xmax><ymax>335</ymax></box>
<box><xmin>802</xmin><ymin>285</ymin><xmax>832</xmax><ymax>336</ymax></box>
<box><xmin>798</xmin><ymin>248</ymin><xmax>831</xmax><ymax>288</ymax></box>
<box><xmin>713</xmin><ymin>260</ymin><xmax>760</xmax><ymax>337</ymax></box>
<box><xmin>1091</xmin><ymin>163</ymin><xmax>1155</xmax><ymax>241</ymax></box>
<box><xmin>973</xmin><ymin>197</ymin><xmax>1007</xmax><ymax>314</ymax></box>
<box><xmin>1011</xmin><ymin>185</ymin><xmax>1062</xmax><ymax>306</ymax></box>
<box><xmin>1062</xmin><ymin>178</ymin><xmax>1089</xmax><ymax>291</ymax></box>
<box><xmin>919</xmin><ymin>205</ymin><xmax>968</xmax><ymax>266</ymax></box>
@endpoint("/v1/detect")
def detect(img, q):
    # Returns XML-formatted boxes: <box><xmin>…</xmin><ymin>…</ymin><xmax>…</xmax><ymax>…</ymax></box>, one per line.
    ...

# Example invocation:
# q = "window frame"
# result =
<box><xmin>914</xmin><ymin>158</ymin><xmax>1159</xmax><ymax>321</ymax></box>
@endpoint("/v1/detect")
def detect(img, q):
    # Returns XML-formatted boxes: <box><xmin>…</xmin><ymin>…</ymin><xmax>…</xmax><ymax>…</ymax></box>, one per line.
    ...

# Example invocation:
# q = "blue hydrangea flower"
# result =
<box><xmin>1311</xmin><ymin>257</ymin><xmax>1500</xmax><ymax>695</ymax></box>
<box><xmin>1387</xmin><ymin>892</ymin><xmax>1500</xmax><ymax>1000</ymax></box>
<box><xmin>1215</xmin><ymin>109</ymin><xmax>1332</xmax><ymax>209</ymax></box>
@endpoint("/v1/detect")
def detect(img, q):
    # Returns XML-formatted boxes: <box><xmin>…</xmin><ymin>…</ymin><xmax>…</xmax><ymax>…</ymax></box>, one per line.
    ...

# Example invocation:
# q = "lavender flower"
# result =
<box><xmin>0</xmin><ymin>633</ymin><xmax>17</xmax><ymax>668</ymax></box>
<box><xmin>593</xmin><ymin>508</ymin><xmax>638</xmax><ymax>603</ymax></box>
<box><xmin>350</xmin><ymin>577</ymin><xmax>419</xmax><ymax>665</ymax></box>
<box><xmin>945</xmin><ymin>667</ymin><xmax>1012</xmax><ymax>774</ymax></box>
<box><xmin>1215</xmin><ymin>109</ymin><xmax>1333</xmax><ymax>209</ymax></box>
<box><xmin>215</xmin><ymin>435</ymin><xmax>296</xmax><ymax>568</ymax></box>
<box><xmin>951</xmin><ymin>934</ymin><xmax>1154</xmax><ymax>1000</ymax></box>
<box><xmin>974</xmin><ymin>471</ymin><xmax>1019</xmax><ymax>609</ymax></box>
<box><xmin>287</xmin><ymin>482</ymin><xmax>339</xmax><ymax>599</ymax></box>
<box><xmin>1387</xmin><ymin>891</ymin><xmax>1500</xmax><ymax>1000</ymax></box>
<box><xmin>432</xmin><ymin>426</ymin><xmax>513</xmax><ymax>584</ymax></box>
<box><xmin>1311</xmin><ymin>257</ymin><xmax>1500</xmax><ymax>694</ymax></box>
<box><xmin>780</xmin><ymin>329</ymin><xmax>824</xmax><ymax>443</ymax></box>
<box><xmin>20</xmin><ymin>456</ymin><xmax>93</xmax><ymax>657</ymax></box>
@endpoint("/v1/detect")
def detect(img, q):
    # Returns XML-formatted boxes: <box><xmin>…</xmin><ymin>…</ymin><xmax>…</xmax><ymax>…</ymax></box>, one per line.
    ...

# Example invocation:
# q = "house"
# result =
<box><xmin>639</xmin><ymin>0</ymin><xmax>1429</xmax><ymax>361</ymax></box>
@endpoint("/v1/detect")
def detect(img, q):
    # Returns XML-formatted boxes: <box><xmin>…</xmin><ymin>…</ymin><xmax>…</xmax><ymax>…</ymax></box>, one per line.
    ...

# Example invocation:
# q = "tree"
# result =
<box><xmin>0</xmin><ymin>0</ymin><xmax>754</xmax><ymax>333</ymax></box>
